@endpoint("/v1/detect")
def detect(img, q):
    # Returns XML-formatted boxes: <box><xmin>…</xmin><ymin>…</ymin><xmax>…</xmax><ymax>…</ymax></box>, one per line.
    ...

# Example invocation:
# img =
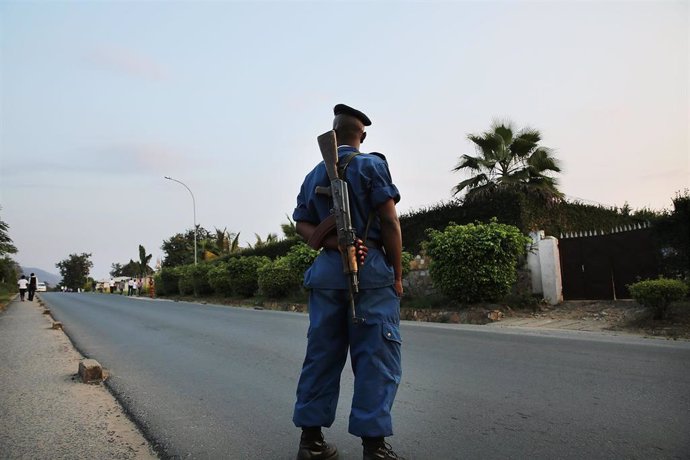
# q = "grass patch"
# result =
<box><xmin>0</xmin><ymin>285</ymin><xmax>15</xmax><ymax>311</ymax></box>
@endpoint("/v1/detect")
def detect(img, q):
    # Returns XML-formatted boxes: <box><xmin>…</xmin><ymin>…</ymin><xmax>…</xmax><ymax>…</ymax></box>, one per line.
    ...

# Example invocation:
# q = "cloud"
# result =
<box><xmin>84</xmin><ymin>45</ymin><xmax>168</xmax><ymax>81</ymax></box>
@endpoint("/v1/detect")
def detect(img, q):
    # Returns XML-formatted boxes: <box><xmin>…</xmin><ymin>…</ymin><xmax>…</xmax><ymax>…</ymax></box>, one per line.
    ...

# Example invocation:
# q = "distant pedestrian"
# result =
<box><xmin>27</xmin><ymin>273</ymin><xmax>38</xmax><ymax>301</ymax></box>
<box><xmin>17</xmin><ymin>275</ymin><xmax>28</xmax><ymax>301</ymax></box>
<box><xmin>136</xmin><ymin>279</ymin><xmax>143</xmax><ymax>296</ymax></box>
<box><xmin>127</xmin><ymin>279</ymin><xmax>135</xmax><ymax>296</ymax></box>
<box><xmin>109</xmin><ymin>279</ymin><xmax>116</xmax><ymax>294</ymax></box>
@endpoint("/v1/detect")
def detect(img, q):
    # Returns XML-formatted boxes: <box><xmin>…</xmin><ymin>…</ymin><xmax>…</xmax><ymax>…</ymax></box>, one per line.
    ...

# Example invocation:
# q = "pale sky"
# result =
<box><xmin>1</xmin><ymin>0</ymin><xmax>688</xmax><ymax>281</ymax></box>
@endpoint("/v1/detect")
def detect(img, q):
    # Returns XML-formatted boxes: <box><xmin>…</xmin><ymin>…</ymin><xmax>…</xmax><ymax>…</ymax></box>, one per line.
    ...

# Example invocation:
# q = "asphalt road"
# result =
<box><xmin>42</xmin><ymin>292</ymin><xmax>690</xmax><ymax>460</ymax></box>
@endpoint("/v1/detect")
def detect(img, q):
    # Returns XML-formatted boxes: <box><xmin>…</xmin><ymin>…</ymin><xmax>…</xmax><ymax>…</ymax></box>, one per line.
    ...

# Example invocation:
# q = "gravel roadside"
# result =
<box><xmin>0</xmin><ymin>296</ymin><xmax>157</xmax><ymax>459</ymax></box>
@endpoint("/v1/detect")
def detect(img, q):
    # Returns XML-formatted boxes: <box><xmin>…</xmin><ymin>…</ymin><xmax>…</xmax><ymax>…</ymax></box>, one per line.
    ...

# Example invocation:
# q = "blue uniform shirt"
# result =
<box><xmin>293</xmin><ymin>146</ymin><xmax>400</xmax><ymax>290</ymax></box>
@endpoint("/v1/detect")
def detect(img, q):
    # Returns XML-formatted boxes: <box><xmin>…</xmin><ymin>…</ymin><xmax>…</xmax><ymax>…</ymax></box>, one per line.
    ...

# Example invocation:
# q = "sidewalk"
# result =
<box><xmin>0</xmin><ymin>296</ymin><xmax>157</xmax><ymax>459</ymax></box>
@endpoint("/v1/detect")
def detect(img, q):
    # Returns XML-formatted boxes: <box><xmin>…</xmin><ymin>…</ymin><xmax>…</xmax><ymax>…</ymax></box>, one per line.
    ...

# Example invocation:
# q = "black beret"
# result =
<box><xmin>333</xmin><ymin>103</ymin><xmax>371</xmax><ymax>126</ymax></box>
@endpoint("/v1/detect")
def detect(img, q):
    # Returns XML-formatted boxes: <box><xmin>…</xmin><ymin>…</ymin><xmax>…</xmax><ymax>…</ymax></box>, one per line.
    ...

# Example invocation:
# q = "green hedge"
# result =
<box><xmin>226</xmin><ymin>256</ymin><xmax>271</xmax><ymax>297</ymax></box>
<box><xmin>628</xmin><ymin>278</ymin><xmax>688</xmax><ymax>320</ymax></box>
<box><xmin>158</xmin><ymin>267</ymin><xmax>181</xmax><ymax>295</ymax></box>
<box><xmin>424</xmin><ymin>219</ymin><xmax>530</xmax><ymax>303</ymax></box>
<box><xmin>257</xmin><ymin>243</ymin><xmax>318</xmax><ymax>298</ymax></box>
<box><xmin>236</xmin><ymin>238</ymin><xmax>302</xmax><ymax>260</ymax></box>
<box><xmin>207</xmin><ymin>263</ymin><xmax>232</xmax><ymax>296</ymax></box>
<box><xmin>257</xmin><ymin>258</ymin><xmax>297</xmax><ymax>298</ymax></box>
<box><xmin>400</xmin><ymin>191</ymin><xmax>655</xmax><ymax>254</ymax></box>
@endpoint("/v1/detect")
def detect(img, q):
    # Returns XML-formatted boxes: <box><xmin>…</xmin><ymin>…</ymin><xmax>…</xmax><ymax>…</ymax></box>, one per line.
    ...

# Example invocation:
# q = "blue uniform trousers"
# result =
<box><xmin>293</xmin><ymin>286</ymin><xmax>402</xmax><ymax>437</ymax></box>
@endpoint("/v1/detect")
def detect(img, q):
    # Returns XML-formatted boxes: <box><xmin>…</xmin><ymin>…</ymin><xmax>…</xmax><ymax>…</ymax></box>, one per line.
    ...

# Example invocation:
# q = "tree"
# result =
<box><xmin>453</xmin><ymin>120</ymin><xmax>562</xmax><ymax>203</ymax></box>
<box><xmin>56</xmin><ymin>253</ymin><xmax>93</xmax><ymax>290</ymax></box>
<box><xmin>110</xmin><ymin>263</ymin><xmax>124</xmax><ymax>277</ymax></box>
<box><xmin>199</xmin><ymin>228</ymin><xmax>239</xmax><ymax>260</ymax></box>
<box><xmin>281</xmin><ymin>215</ymin><xmax>298</xmax><ymax>239</ymax></box>
<box><xmin>0</xmin><ymin>209</ymin><xmax>17</xmax><ymax>256</ymax></box>
<box><xmin>0</xmin><ymin>209</ymin><xmax>19</xmax><ymax>285</ymax></box>
<box><xmin>161</xmin><ymin>227</ymin><xmax>211</xmax><ymax>267</ymax></box>
<box><xmin>248</xmin><ymin>232</ymin><xmax>278</xmax><ymax>249</ymax></box>
<box><xmin>138</xmin><ymin>244</ymin><xmax>153</xmax><ymax>277</ymax></box>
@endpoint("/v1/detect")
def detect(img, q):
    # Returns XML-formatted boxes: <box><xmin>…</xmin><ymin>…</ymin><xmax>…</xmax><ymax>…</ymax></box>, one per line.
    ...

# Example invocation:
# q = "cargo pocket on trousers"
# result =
<box><xmin>380</xmin><ymin>323</ymin><xmax>402</xmax><ymax>384</ymax></box>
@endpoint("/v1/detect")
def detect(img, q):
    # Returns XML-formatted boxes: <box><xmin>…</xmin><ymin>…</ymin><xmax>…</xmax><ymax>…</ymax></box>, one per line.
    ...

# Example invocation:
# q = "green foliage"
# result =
<box><xmin>0</xmin><ymin>255</ymin><xmax>19</xmax><ymax>297</ymax></box>
<box><xmin>0</xmin><ymin>209</ymin><xmax>17</xmax><ymax>256</ymax></box>
<box><xmin>453</xmin><ymin>120</ymin><xmax>562</xmax><ymax>203</ymax></box>
<box><xmin>0</xmin><ymin>256</ymin><xmax>19</xmax><ymax>284</ymax></box>
<box><xmin>424</xmin><ymin>220</ymin><xmax>530</xmax><ymax>303</ymax></box>
<box><xmin>653</xmin><ymin>190</ymin><xmax>689</xmax><ymax>280</ymax></box>
<box><xmin>256</xmin><ymin>243</ymin><xmax>318</xmax><ymax>298</ymax></box>
<box><xmin>161</xmin><ymin>226</ymin><xmax>211</xmax><ymax>267</ymax></box>
<box><xmin>281</xmin><ymin>215</ymin><xmax>298</xmax><ymax>239</ymax></box>
<box><xmin>138</xmin><ymin>245</ymin><xmax>153</xmax><ymax>276</ymax></box>
<box><xmin>158</xmin><ymin>267</ymin><xmax>181</xmax><ymax>295</ymax></box>
<box><xmin>178</xmin><ymin>267</ymin><xmax>194</xmax><ymax>296</ymax></box>
<box><xmin>283</xmin><ymin>243</ymin><xmax>318</xmax><ymax>274</ymax></box>
<box><xmin>207</xmin><ymin>263</ymin><xmax>232</xmax><ymax>296</ymax></box>
<box><xmin>0</xmin><ymin>210</ymin><xmax>18</xmax><ymax>296</ymax></box>
<box><xmin>400</xmin><ymin>194</ymin><xmax>525</xmax><ymax>254</ymax></box>
<box><xmin>400</xmin><ymin>193</ymin><xmax>657</xmax><ymax>254</ymax></box>
<box><xmin>628</xmin><ymin>278</ymin><xmax>688</xmax><ymax>320</ymax></box>
<box><xmin>257</xmin><ymin>258</ymin><xmax>297</xmax><ymax>298</ymax></box>
<box><xmin>55</xmin><ymin>253</ymin><xmax>93</xmax><ymax>291</ymax></box>
<box><xmin>153</xmin><ymin>273</ymin><xmax>164</xmax><ymax>296</ymax></box>
<box><xmin>226</xmin><ymin>256</ymin><xmax>271</xmax><ymax>297</ymax></box>
<box><xmin>110</xmin><ymin>260</ymin><xmax>139</xmax><ymax>277</ymax></box>
<box><xmin>237</xmin><ymin>237</ymin><xmax>301</xmax><ymax>259</ymax></box>
<box><xmin>189</xmin><ymin>264</ymin><xmax>213</xmax><ymax>296</ymax></box>
<box><xmin>401</xmin><ymin>251</ymin><xmax>414</xmax><ymax>278</ymax></box>
<box><xmin>177</xmin><ymin>264</ymin><xmax>214</xmax><ymax>297</ymax></box>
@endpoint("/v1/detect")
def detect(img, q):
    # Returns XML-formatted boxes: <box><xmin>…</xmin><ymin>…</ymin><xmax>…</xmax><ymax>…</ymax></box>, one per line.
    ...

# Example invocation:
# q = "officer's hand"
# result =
<box><xmin>394</xmin><ymin>279</ymin><xmax>403</xmax><ymax>298</ymax></box>
<box><xmin>355</xmin><ymin>239</ymin><xmax>368</xmax><ymax>265</ymax></box>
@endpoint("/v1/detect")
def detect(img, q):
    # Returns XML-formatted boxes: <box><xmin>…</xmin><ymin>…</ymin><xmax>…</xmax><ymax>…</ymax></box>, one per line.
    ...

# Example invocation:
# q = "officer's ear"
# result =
<box><xmin>360</xmin><ymin>131</ymin><xmax>367</xmax><ymax>143</ymax></box>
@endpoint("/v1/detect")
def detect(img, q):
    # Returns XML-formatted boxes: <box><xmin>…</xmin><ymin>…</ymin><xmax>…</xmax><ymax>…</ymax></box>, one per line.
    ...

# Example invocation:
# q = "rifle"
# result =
<box><xmin>314</xmin><ymin>130</ymin><xmax>364</xmax><ymax>324</ymax></box>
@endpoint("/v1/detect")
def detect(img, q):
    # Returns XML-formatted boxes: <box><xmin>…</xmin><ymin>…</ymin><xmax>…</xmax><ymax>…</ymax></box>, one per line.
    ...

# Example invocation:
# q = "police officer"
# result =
<box><xmin>292</xmin><ymin>104</ymin><xmax>404</xmax><ymax>460</ymax></box>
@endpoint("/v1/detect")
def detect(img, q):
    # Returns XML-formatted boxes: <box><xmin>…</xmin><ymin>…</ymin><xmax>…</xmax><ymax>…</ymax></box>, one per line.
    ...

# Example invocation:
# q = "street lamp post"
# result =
<box><xmin>164</xmin><ymin>176</ymin><xmax>197</xmax><ymax>265</ymax></box>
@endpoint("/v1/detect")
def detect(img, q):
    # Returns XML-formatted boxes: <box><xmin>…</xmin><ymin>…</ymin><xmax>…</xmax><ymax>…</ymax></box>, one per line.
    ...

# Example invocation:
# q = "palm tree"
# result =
<box><xmin>281</xmin><ymin>215</ymin><xmax>297</xmax><ymax>239</ymax></box>
<box><xmin>138</xmin><ymin>245</ymin><xmax>153</xmax><ymax>277</ymax></box>
<box><xmin>248</xmin><ymin>233</ymin><xmax>278</xmax><ymax>249</ymax></box>
<box><xmin>453</xmin><ymin>120</ymin><xmax>562</xmax><ymax>203</ymax></box>
<box><xmin>214</xmin><ymin>228</ymin><xmax>230</xmax><ymax>254</ymax></box>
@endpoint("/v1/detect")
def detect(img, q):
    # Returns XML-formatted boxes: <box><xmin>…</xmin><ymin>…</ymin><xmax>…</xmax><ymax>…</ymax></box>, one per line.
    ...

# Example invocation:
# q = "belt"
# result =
<box><xmin>365</xmin><ymin>239</ymin><xmax>383</xmax><ymax>250</ymax></box>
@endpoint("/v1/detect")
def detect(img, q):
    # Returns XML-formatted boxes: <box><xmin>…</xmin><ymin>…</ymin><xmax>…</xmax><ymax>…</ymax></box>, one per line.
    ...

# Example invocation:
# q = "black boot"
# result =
<box><xmin>296</xmin><ymin>428</ymin><xmax>338</xmax><ymax>460</ymax></box>
<box><xmin>362</xmin><ymin>437</ymin><xmax>404</xmax><ymax>460</ymax></box>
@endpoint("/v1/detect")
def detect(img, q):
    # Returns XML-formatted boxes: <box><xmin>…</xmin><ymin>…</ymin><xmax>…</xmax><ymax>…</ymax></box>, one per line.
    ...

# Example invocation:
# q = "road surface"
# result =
<box><xmin>42</xmin><ymin>292</ymin><xmax>690</xmax><ymax>459</ymax></box>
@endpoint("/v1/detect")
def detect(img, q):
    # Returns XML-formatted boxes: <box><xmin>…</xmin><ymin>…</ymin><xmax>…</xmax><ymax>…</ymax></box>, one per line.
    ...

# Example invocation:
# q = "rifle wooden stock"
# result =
<box><xmin>317</xmin><ymin>131</ymin><xmax>339</xmax><ymax>181</ymax></box>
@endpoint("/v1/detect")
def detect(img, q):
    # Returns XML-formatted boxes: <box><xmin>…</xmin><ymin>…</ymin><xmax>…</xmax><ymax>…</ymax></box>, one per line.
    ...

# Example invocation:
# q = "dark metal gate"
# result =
<box><xmin>559</xmin><ymin>227</ymin><xmax>659</xmax><ymax>300</ymax></box>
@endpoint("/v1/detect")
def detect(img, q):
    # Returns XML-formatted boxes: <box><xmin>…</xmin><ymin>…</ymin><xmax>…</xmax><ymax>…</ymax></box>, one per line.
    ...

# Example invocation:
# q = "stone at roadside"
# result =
<box><xmin>487</xmin><ymin>310</ymin><xmax>504</xmax><ymax>322</ymax></box>
<box><xmin>79</xmin><ymin>359</ymin><xmax>104</xmax><ymax>384</ymax></box>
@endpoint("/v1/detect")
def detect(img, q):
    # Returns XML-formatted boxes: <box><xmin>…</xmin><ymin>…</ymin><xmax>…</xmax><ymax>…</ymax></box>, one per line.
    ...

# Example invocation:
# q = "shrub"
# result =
<box><xmin>424</xmin><ymin>219</ymin><xmax>531</xmax><ymax>303</ymax></box>
<box><xmin>237</xmin><ymin>238</ymin><xmax>302</xmax><ymax>259</ymax></box>
<box><xmin>628</xmin><ymin>278</ymin><xmax>688</xmax><ymax>320</ymax></box>
<box><xmin>207</xmin><ymin>263</ymin><xmax>232</xmax><ymax>296</ymax></box>
<box><xmin>401</xmin><ymin>251</ymin><xmax>413</xmax><ymax>278</ymax></box>
<box><xmin>158</xmin><ymin>267</ymin><xmax>181</xmax><ymax>295</ymax></box>
<box><xmin>189</xmin><ymin>263</ymin><xmax>213</xmax><ymax>296</ymax></box>
<box><xmin>258</xmin><ymin>257</ymin><xmax>297</xmax><ymax>298</ymax></box>
<box><xmin>177</xmin><ymin>266</ymin><xmax>194</xmax><ymax>296</ymax></box>
<box><xmin>226</xmin><ymin>256</ymin><xmax>271</xmax><ymax>297</ymax></box>
<box><xmin>283</xmin><ymin>243</ymin><xmax>318</xmax><ymax>274</ymax></box>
